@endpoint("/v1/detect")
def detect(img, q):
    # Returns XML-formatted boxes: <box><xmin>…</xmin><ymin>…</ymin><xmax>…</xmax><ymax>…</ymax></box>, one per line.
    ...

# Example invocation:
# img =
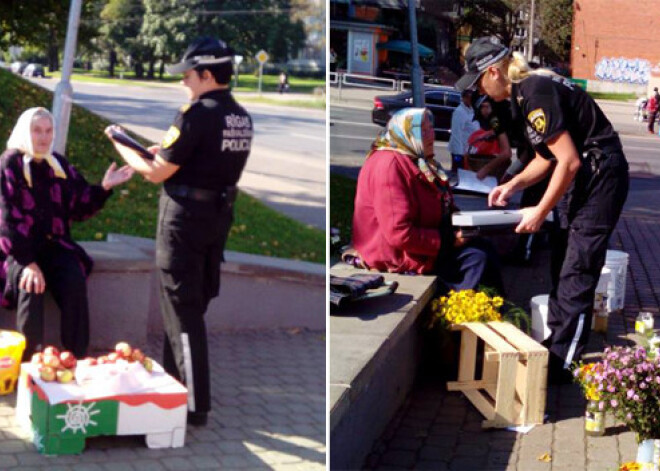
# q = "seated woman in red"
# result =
<box><xmin>351</xmin><ymin>107</ymin><xmax>503</xmax><ymax>294</ymax></box>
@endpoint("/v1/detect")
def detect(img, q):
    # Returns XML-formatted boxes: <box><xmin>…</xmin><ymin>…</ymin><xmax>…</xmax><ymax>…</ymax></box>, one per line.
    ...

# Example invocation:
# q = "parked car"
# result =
<box><xmin>10</xmin><ymin>61</ymin><xmax>28</xmax><ymax>74</ymax></box>
<box><xmin>23</xmin><ymin>63</ymin><xmax>45</xmax><ymax>78</ymax></box>
<box><xmin>372</xmin><ymin>86</ymin><xmax>461</xmax><ymax>140</ymax></box>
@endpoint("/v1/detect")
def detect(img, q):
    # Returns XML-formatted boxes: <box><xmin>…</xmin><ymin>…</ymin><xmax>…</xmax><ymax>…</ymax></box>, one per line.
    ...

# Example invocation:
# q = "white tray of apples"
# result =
<box><xmin>31</xmin><ymin>342</ymin><xmax>156</xmax><ymax>387</ymax></box>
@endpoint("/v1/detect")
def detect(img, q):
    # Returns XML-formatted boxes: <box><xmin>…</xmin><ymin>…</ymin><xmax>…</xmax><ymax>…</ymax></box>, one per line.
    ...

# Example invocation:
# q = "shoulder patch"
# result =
<box><xmin>527</xmin><ymin>108</ymin><xmax>546</xmax><ymax>134</ymax></box>
<box><xmin>179</xmin><ymin>104</ymin><xmax>191</xmax><ymax>113</ymax></box>
<box><xmin>162</xmin><ymin>125</ymin><xmax>181</xmax><ymax>149</ymax></box>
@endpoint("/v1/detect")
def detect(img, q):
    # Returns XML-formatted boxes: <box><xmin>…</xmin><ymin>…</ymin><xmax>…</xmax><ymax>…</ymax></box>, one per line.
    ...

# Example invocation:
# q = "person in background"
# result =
<box><xmin>448</xmin><ymin>89</ymin><xmax>479</xmax><ymax>171</ymax></box>
<box><xmin>456</xmin><ymin>37</ymin><xmax>629</xmax><ymax>383</ymax></box>
<box><xmin>1</xmin><ymin>107</ymin><xmax>133</xmax><ymax>360</ymax></box>
<box><xmin>648</xmin><ymin>87</ymin><xmax>660</xmax><ymax>134</ymax></box>
<box><xmin>278</xmin><ymin>71</ymin><xmax>289</xmax><ymax>93</ymax></box>
<box><xmin>467</xmin><ymin>96</ymin><xmax>512</xmax><ymax>181</ymax></box>
<box><xmin>351</xmin><ymin>107</ymin><xmax>503</xmax><ymax>294</ymax></box>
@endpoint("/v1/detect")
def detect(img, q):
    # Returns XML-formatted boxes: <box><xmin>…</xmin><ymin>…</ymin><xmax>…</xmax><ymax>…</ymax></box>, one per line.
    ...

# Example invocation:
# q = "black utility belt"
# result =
<box><xmin>164</xmin><ymin>184</ymin><xmax>238</xmax><ymax>204</ymax></box>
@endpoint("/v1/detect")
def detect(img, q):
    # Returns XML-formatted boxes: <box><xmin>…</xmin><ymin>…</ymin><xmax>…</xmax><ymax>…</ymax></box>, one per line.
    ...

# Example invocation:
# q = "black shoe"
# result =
<box><xmin>187</xmin><ymin>411</ymin><xmax>208</xmax><ymax>426</ymax></box>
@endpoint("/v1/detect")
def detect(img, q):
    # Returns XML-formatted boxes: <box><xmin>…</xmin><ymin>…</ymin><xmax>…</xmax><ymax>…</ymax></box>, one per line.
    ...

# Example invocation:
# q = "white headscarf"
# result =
<box><xmin>6</xmin><ymin>107</ymin><xmax>67</xmax><ymax>187</ymax></box>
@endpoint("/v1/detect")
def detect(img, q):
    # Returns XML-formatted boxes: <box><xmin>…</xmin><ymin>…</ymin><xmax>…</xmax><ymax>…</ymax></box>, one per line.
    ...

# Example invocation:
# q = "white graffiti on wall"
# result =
<box><xmin>595</xmin><ymin>57</ymin><xmax>650</xmax><ymax>84</ymax></box>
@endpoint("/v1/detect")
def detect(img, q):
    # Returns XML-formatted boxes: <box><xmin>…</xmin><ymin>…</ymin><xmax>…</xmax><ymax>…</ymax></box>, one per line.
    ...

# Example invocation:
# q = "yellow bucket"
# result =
<box><xmin>0</xmin><ymin>330</ymin><xmax>26</xmax><ymax>395</ymax></box>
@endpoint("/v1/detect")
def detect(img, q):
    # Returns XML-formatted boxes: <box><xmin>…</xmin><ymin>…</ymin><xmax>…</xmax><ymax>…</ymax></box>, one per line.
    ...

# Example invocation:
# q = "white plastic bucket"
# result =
<box><xmin>604</xmin><ymin>250</ymin><xmax>629</xmax><ymax>312</ymax></box>
<box><xmin>531</xmin><ymin>294</ymin><xmax>550</xmax><ymax>343</ymax></box>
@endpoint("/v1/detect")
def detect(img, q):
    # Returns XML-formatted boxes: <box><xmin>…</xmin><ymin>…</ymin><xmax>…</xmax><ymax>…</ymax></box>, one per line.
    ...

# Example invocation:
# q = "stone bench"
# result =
<box><xmin>0</xmin><ymin>235</ymin><xmax>325</xmax><ymax>352</ymax></box>
<box><xmin>329</xmin><ymin>264</ymin><xmax>437</xmax><ymax>470</ymax></box>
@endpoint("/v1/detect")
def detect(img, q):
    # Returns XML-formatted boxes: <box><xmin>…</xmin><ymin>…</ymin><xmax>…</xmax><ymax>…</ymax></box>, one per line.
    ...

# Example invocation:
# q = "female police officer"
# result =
<box><xmin>455</xmin><ymin>37</ymin><xmax>629</xmax><ymax>382</ymax></box>
<box><xmin>106</xmin><ymin>37</ymin><xmax>252</xmax><ymax>424</ymax></box>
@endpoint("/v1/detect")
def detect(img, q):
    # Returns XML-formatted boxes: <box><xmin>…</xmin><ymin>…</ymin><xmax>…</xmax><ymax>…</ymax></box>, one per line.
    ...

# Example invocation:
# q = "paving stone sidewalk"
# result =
<box><xmin>363</xmin><ymin>213</ymin><xmax>659</xmax><ymax>471</ymax></box>
<box><xmin>0</xmin><ymin>329</ymin><xmax>326</xmax><ymax>471</ymax></box>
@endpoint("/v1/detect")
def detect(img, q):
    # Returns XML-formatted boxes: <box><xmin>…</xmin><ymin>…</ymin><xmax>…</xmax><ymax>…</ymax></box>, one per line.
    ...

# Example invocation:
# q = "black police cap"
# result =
<box><xmin>455</xmin><ymin>37</ymin><xmax>510</xmax><ymax>92</ymax></box>
<box><xmin>166</xmin><ymin>37</ymin><xmax>234</xmax><ymax>75</ymax></box>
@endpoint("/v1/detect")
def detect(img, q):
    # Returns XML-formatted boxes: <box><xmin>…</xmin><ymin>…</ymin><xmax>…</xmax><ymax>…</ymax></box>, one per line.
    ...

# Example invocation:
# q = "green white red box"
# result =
<box><xmin>15</xmin><ymin>362</ymin><xmax>187</xmax><ymax>455</ymax></box>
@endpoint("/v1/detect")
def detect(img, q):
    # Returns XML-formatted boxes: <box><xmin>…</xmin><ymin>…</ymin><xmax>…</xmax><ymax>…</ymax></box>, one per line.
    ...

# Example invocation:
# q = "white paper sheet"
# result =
<box><xmin>454</xmin><ymin>168</ymin><xmax>497</xmax><ymax>195</ymax></box>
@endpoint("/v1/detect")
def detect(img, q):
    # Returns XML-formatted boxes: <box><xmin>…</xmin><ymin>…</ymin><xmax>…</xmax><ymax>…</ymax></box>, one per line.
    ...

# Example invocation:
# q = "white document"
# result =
<box><xmin>454</xmin><ymin>168</ymin><xmax>497</xmax><ymax>195</ymax></box>
<box><xmin>452</xmin><ymin>209</ymin><xmax>554</xmax><ymax>227</ymax></box>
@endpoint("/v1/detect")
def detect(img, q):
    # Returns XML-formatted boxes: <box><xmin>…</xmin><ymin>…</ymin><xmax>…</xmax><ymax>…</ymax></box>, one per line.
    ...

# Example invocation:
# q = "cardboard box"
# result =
<box><xmin>16</xmin><ymin>362</ymin><xmax>187</xmax><ymax>455</ymax></box>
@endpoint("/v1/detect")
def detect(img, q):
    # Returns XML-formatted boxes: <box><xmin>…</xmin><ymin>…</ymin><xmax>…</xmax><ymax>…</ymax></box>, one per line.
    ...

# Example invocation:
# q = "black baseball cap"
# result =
<box><xmin>166</xmin><ymin>37</ymin><xmax>234</xmax><ymax>75</ymax></box>
<box><xmin>455</xmin><ymin>37</ymin><xmax>510</xmax><ymax>92</ymax></box>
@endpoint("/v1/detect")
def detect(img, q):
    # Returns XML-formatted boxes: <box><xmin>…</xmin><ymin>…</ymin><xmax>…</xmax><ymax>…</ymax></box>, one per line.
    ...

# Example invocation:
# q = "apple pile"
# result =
<box><xmin>31</xmin><ymin>346</ymin><xmax>77</xmax><ymax>383</ymax></box>
<box><xmin>31</xmin><ymin>342</ymin><xmax>155</xmax><ymax>383</ymax></box>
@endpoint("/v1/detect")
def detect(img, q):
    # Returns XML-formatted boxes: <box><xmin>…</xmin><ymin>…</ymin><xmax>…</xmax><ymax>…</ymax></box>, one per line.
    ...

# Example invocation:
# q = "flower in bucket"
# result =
<box><xmin>593</xmin><ymin>346</ymin><xmax>660</xmax><ymax>441</ymax></box>
<box><xmin>430</xmin><ymin>289</ymin><xmax>503</xmax><ymax>327</ymax></box>
<box><xmin>574</xmin><ymin>362</ymin><xmax>603</xmax><ymax>401</ymax></box>
<box><xmin>619</xmin><ymin>463</ymin><xmax>641</xmax><ymax>471</ymax></box>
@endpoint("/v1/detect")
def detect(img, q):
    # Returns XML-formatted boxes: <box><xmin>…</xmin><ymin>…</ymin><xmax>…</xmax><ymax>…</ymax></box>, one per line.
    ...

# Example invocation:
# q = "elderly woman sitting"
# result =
<box><xmin>351</xmin><ymin>107</ymin><xmax>503</xmax><ymax>294</ymax></box>
<box><xmin>1</xmin><ymin>107</ymin><xmax>134</xmax><ymax>359</ymax></box>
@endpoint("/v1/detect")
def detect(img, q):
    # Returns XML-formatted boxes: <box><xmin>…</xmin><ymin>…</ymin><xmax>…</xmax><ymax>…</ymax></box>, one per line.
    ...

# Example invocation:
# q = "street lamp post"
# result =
<box><xmin>408</xmin><ymin>0</ymin><xmax>425</xmax><ymax>107</ymax></box>
<box><xmin>52</xmin><ymin>0</ymin><xmax>82</xmax><ymax>155</ymax></box>
<box><xmin>527</xmin><ymin>0</ymin><xmax>535</xmax><ymax>62</ymax></box>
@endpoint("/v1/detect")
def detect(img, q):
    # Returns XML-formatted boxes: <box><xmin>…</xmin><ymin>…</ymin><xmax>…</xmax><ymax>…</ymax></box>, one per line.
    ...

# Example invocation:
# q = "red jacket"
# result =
<box><xmin>352</xmin><ymin>150</ymin><xmax>453</xmax><ymax>274</ymax></box>
<box><xmin>648</xmin><ymin>96</ymin><xmax>658</xmax><ymax>114</ymax></box>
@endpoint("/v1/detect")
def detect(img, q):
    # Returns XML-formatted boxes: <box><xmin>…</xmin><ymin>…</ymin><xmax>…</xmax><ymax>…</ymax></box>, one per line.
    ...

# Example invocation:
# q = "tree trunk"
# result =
<box><xmin>48</xmin><ymin>43</ymin><xmax>59</xmax><ymax>72</ymax></box>
<box><xmin>134</xmin><ymin>62</ymin><xmax>144</xmax><ymax>79</ymax></box>
<box><xmin>147</xmin><ymin>60</ymin><xmax>155</xmax><ymax>79</ymax></box>
<box><xmin>109</xmin><ymin>49</ymin><xmax>116</xmax><ymax>77</ymax></box>
<box><xmin>158</xmin><ymin>61</ymin><xmax>165</xmax><ymax>80</ymax></box>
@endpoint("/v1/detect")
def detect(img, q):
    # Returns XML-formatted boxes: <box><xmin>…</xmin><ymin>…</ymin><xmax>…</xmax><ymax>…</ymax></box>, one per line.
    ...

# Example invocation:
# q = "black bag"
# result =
<box><xmin>330</xmin><ymin>274</ymin><xmax>398</xmax><ymax>309</ymax></box>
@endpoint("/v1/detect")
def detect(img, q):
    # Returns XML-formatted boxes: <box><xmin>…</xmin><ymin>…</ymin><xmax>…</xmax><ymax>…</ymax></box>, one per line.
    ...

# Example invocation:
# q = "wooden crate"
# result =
<box><xmin>446</xmin><ymin>321</ymin><xmax>548</xmax><ymax>428</ymax></box>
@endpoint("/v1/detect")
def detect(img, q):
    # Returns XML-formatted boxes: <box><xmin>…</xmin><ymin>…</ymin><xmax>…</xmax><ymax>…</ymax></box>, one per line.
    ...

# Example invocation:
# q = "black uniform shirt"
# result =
<box><xmin>511</xmin><ymin>75</ymin><xmax>619</xmax><ymax>160</ymax></box>
<box><xmin>159</xmin><ymin>89</ymin><xmax>253</xmax><ymax>190</ymax></box>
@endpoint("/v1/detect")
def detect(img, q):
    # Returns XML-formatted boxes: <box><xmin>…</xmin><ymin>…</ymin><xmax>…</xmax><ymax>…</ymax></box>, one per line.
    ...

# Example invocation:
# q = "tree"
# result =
<box><xmin>100</xmin><ymin>0</ymin><xmax>149</xmax><ymax>77</ymax></box>
<box><xmin>537</xmin><ymin>0</ymin><xmax>573</xmax><ymax>63</ymax></box>
<box><xmin>458</xmin><ymin>0</ymin><xmax>528</xmax><ymax>48</ymax></box>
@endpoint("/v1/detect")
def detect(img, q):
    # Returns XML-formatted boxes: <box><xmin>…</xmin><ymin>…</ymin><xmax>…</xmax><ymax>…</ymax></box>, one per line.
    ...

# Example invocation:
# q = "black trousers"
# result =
<box><xmin>545</xmin><ymin>150</ymin><xmax>629</xmax><ymax>371</ymax></box>
<box><xmin>16</xmin><ymin>243</ymin><xmax>89</xmax><ymax>360</ymax></box>
<box><xmin>156</xmin><ymin>194</ymin><xmax>233</xmax><ymax>415</ymax></box>
<box><xmin>649</xmin><ymin>111</ymin><xmax>658</xmax><ymax>133</ymax></box>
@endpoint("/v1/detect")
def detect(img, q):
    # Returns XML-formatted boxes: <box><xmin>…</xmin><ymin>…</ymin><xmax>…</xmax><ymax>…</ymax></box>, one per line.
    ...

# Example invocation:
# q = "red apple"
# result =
<box><xmin>59</xmin><ymin>351</ymin><xmax>77</xmax><ymax>369</ymax></box>
<box><xmin>43</xmin><ymin>346</ymin><xmax>60</xmax><ymax>357</ymax></box>
<box><xmin>107</xmin><ymin>352</ymin><xmax>119</xmax><ymax>363</ymax></box>
<box><xmin>130</xmin><ymin>348</ymin><xmax>145</xmax><ymax>363</ymax></box>
<box><xmin>97</xmin><ymin>355</ymin><xmax>110</xmax><ymax>364</ymax></box>
<box><xmin>115</xmin><ymin>342</ymin><xmax>132</xmax><ymax>359</ymax></box>
<box><xmin>56</xmin><ymin>368</ymin><xmax>74</xmax><ymax>383</ymax></box>
<box><xmin>39</xmin><ymin>365</ymin><xmax>56</xmax><ymax>382</ymax></box>
<box><xmin>78</xmin><ymin>357</ymin><xmax>97</xmax><ymax>367</ymax></box>
<box><xmin>31</xmin><ymin>352</ymin><xmax>44</xmax><ymax>365</ymax></box>
<box><xmin>142</xmin><ymin>357</ymin><xmax>153</xmax><ymax>373</ymax></box>
<box><xmin>42</xmin><ymin>354</ymin><xmax>60</xmax><ymax>369</ymax></box>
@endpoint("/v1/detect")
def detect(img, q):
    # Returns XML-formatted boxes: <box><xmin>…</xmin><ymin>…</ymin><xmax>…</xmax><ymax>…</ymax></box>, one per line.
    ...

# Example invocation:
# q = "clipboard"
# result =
<box><xmin>106</xmin><ymin>126</ymin><xmax>153</xmax><ymax>160</ymax></box>
<box><xmin>452</xmin><ymin>210</ymin><xmax>554</xmax><ymax>237</ymax></box>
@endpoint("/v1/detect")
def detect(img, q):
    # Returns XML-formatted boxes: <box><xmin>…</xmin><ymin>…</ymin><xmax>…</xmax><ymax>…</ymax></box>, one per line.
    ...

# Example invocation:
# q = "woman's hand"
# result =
<box><xmin>453</xmin><ymin>230</ymin><xmax>469</xmax><ymax>248</ymax></box>
<box><xmin>476</xmin><ymin>167</ymin><xmax>489</xmax><ymax>180</ymax></box>
<box><xmin>20</xmin><ymin>263</ymin><xmax>45</xmax><ymax>294</ymax></box>
<box><xmin>488</xmin><ymin>182</ymin><xmax>514</xmax><ymax>207</ymax></box>
<box><xmin>515</xmin><ymin>206</ymin><xmax>546</xmax><ymax>234</ymax></box>
<box><xmin>147</xmin><ymin>145</ymin><xmax>161</xmax><ymax>156</ymax></box>
<box><xmin>102</xmin><ymin>162</ymin><xmax>135</xmax><ymax>190</ymax></box>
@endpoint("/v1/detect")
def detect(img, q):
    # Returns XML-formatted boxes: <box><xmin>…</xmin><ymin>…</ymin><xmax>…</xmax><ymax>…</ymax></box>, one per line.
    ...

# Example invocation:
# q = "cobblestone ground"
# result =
<box><xmin>364</xmin><ymin>214</ymin><xmax>659</xmax><ymax>471</ymax></box>
<box><xmin>0</xmin><ymin>329</ymin><xmax>326</xmax><ymax>470</ymax></box>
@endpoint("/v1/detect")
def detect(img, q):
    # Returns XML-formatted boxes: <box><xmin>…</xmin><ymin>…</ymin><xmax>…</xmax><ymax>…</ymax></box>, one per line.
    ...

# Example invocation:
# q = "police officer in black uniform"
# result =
<box><xmin>456</xmin><ymin>37</ymin><xmax>629</xmax><ymax>382</ymax></box>
<box><xmin>106</xmin><ymin>37</ymin><xmax>252</xmax><ymax>424</ymax></box>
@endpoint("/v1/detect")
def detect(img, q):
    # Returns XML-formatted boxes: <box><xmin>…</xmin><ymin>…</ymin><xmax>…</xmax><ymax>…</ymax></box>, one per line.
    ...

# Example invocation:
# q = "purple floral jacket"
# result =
<box><xmin>0</xmin><ymin>149</ymin><xmax>111</xmax><ymax>308</ymax></box>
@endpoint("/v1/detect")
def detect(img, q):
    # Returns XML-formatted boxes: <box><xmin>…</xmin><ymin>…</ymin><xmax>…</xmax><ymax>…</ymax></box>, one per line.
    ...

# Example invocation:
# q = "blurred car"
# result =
<box><xmin>372</xmin><ymin>86</ymin><xmax>461</xmax><ymax>140</ymax></box>
<box><xmin>10</xmin><ymin>61</ymin><xmax>27</xmax><ymax>74</ymax></box>
<box><xmin>23</xmin><ymin>63</ymin><xmax>45</xmax><ymax>78</ymax></box>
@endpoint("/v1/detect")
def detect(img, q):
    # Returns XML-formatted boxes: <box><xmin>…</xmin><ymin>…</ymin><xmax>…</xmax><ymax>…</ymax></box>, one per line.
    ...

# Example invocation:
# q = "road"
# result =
<box><xmin>330</xmin><ymin>100</ymin><xmax>660</xmax><ymax>218</ymax></box>
<box><xmin>30</xmin><ymin>78</ymin><xmax>326</xmax><ymax>230</ymax></box>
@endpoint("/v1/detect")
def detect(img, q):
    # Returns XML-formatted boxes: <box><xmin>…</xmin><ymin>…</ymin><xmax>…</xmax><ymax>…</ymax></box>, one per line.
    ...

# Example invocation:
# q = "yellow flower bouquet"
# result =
<box><xmin>430</xmin><ymin>289</ymin><xmax>503</xmax><ymax>327</ymax></box>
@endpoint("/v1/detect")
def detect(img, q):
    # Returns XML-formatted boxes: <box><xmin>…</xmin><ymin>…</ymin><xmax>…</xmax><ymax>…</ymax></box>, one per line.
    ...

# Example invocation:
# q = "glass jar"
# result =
<box><xmin>592</xmin><ymin>292</ymin><xmax>608</xmax><ymax>334</ymax></box>
<box><xmin>636</xmin><ymin>312</ymin><xmax>655</xmax><ymax>338</ymax></box>
<box><xmin>584</xmin><ymin>399</ymin><xmax>605</xmax><ymax>436</ymax></box>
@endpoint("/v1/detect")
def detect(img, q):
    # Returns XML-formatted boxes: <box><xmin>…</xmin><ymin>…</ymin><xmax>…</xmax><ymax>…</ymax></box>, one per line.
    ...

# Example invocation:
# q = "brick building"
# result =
<box><xmin>572</xmin><ymin>0</ymin><xmax>660</xmax><ymax>91</ymax></box>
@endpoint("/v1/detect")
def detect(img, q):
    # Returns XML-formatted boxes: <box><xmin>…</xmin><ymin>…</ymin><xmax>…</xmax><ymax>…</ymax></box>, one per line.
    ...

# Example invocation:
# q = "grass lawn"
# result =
<box><xmin>330</xmin><ymin>173</ymin><xmax>357</xmax><ymax>249</ymax></box>
<box><xmin>48</xmin><ymin>68</ymin><xmax>324</xmax><ymax>93</ymax></box>
<box><xmin>589</xmin><ymin>91</ymin><xmax>638</xmax><ymax>101</ymax></box>
<box><xmin>0</xmin><ymin>69</ymin><xmax>323</xmax><ymax>263</ymax></box>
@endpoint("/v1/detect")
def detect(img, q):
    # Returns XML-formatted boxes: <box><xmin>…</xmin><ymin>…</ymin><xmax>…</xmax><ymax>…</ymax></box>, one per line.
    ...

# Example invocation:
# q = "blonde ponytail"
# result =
<box><xmin>503</xmin><ymin>51</ymin><xmax>559</xmax><ymax>82</ymax></box>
